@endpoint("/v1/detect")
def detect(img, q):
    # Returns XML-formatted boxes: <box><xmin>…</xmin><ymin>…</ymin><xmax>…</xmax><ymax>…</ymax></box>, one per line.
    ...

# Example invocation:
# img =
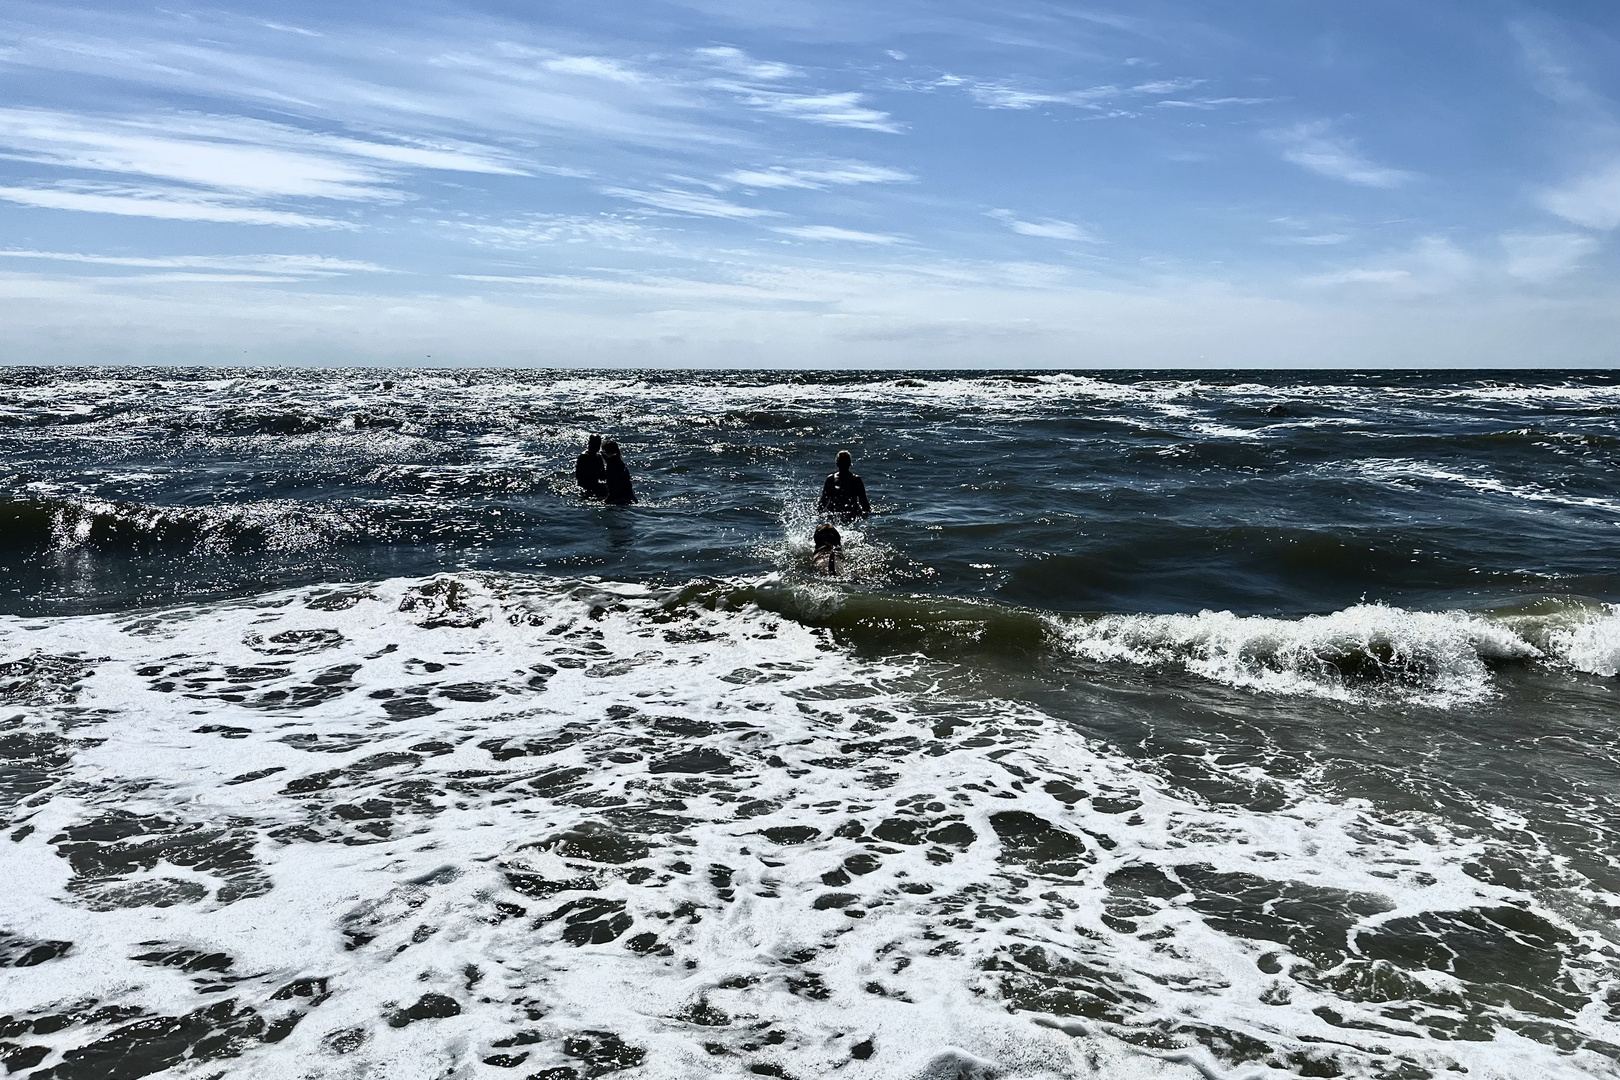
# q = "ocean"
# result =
<box><xmin>1</xmin><ymin>368</ymin><xmax>1618</xmax><ymax>1080</ymax></box>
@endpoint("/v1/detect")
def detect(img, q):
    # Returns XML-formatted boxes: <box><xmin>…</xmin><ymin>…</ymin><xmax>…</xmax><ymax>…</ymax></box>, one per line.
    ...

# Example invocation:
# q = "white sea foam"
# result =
<box><xmin>1</xmin><ymin>576</ymin><xmax>1616</xmax><ymax>1080</ymax></box>
<box><xmin>1507</xmin><ymin>602</ymin><xmax>1620</xmax><ymax>678</ymax></box>
<box><xmin>1049</xmin><ymin>598</ymin><xmax>1620</xmax><ymax>704</ymax></box>
<box><xmin>1052</xmin><ymin>604</ymin><xmax>1548</xmax><ymax>705</ymax></box>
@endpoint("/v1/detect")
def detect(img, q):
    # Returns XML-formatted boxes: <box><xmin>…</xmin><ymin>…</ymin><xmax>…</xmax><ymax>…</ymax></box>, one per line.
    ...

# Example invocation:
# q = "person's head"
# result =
<box><xmin>587</xmin><ymin>434</ymin><xmax>601</xmax><ymax>452</ymax></box>
<box><xmin>602</xmin><ymin>439</ymin><xmax>621</xmax><ymax>458</ymax></box>
<box><xmin>836</xmin><ymin>449</ymin><xmax>852</xmax><ymax>473</ymax></box>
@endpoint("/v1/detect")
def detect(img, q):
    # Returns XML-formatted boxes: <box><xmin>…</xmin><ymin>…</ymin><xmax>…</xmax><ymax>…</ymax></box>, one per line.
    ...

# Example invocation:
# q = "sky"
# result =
<box><xmin>0</xmin><ymin>0</ymin><xmax>1618</xmax><ymax>367</ymax></box>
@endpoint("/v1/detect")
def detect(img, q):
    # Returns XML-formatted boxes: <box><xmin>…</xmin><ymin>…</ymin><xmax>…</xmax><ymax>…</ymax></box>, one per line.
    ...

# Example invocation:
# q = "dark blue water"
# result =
<box><xmin>4</xmin><ymin>368</ymin><xmax>1619</xmax><ymax>617</ymax></box>
<box><xmin>2</xmin><ymin>369</ymin><xmax>1618</xmax><ymax>1080</ymax></box>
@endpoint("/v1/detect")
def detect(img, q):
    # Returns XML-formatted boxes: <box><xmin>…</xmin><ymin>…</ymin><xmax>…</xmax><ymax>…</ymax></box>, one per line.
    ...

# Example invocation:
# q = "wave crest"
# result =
<box><xmin>1052</xmin><ymin>601</ymin><xmax>1620</xmax><ymax>704</ymax></box>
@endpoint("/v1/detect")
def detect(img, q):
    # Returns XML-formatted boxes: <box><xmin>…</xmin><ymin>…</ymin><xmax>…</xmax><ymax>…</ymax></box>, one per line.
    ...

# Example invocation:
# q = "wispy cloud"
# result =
<box><xmin>0</xmin><ymin>184</ymin><xmax>350</xmax><ymax>227</ymax></box>
<box><xmin>0</xmin><ymin>109</ymin><xmax>527</xmax><ymax>197</ymax></box>
<box><xmin>773</xmin><ymin>225</ymin><xmax>905</xmax><ymax>243</ymax></box>
<box><xmin>1308</xmin><ymin>233</ymin><xmax>1597</xmax><ymax>291</ymax></box>
<box><xmin>1154</xmin><ymin>96</ymin><xmax>1270</xmax><ymax>110</ymax></box>
<box><xmin>451</xmin><ymin>214</ymin><xmax>654</xmax><ymax>248</ymax></box>
<box><xmin>1270</xmin><ymin>122</ymin><xmax>1414</xmax><ymax>188</ymax></box>
<box><xmin>543</xmin><ymin>55</ymin><xmax>644</xmax><ymax>84</ymax></box>
<box><xmin>988</xmin><ymin>209</ymin><xmax>1094</xmax><ymax>242</ymax></box>
<box><xmin>1305</xmin><ymin>237</ymin><xmax>1473</xmax><ymax>292</ymax></box>
<box><xmin>0</xmin><ymin>250</ymin><xmax>390</xmax><ymax>275</ymax></box>
<box><xmin>724</xmin><ymin>162</ymin><xmax>914</xmax><ymax>189</ymax></box>
<box><xmin>695</xmin><ymin>46</ymin><xmax>799</xmax><ymax>82</ymax></box>
<box><xmin>97</xmin><ymin>272</ymin><xmax>310</xmax><ymax>284</ymax></box>
<box><xmin>602</xmin><ymin>186</ymin><xmax>783</xmax><ymax>218</ymax></box>
<box><xmin>728</xmin><ymin>89</ymin><xmax>900</xmax><ymax>132</ymax></box>
<box><xmin>0</xmin><ymin>109</ymin><xmax>391</xmax><ymax>201</ymax></box>
<box><xmin>0</xmin><ymin>106</ymin><xmax>532</xmax><ymax>227</ymax></box>
<box><xmin>936</xmin><ymin>75</ymin><xmax>1201</xmax><ymax>113</ymax></box>
<box><xmin>257</xmin><ymin>20</ymin><xmax>321</xmax><ymax>38</ymax></box>
<box><xmin>1539</xmin><ymin>162</ymin><xmax>1620</xmax><ymax>230</ymax></box>
<box><xmin>1271</xmin><ymin>233</ymin><xmax>1349</xmax><ymax>245</ymax></box>
<box><xmin>1501</xmin><ymin>232</ymin><xmax>1598</xmax><ymax>281</ymax></box>
<box><xmin>696</xmin><ymin>45</ymin><xmax>900</xmax><ymax>132</ymax></box>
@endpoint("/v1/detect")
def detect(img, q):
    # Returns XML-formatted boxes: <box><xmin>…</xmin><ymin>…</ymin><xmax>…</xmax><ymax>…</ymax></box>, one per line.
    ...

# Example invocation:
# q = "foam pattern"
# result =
<box><xmin>1051</xmin><ymin>601</ymin><xmax>1620</xmax><ymax>705</ymax></box>
<box><xmin>2</xmin><ymin>576</ymin><xmax>1617</xmax><ymax>1079</ymax></box>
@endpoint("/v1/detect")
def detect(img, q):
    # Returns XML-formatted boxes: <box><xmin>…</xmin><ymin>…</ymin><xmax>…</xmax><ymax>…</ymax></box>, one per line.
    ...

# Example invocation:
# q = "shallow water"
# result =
<box><xmin>1</xmin><ymin>369</ymin><xmax>1618</xmax><ymax>1080</ymax></box>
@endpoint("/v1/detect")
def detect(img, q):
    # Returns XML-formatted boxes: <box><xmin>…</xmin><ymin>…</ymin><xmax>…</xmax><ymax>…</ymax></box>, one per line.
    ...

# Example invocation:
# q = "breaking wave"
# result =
<box><xmin>1049</xmin><ymin>603</ymin><xmax>1577</xmax><ymax>705</ymax></box>
<box><xmin>692</xmin><ymin>581</ymin><xmax>1620</xmax><ymax>706</ymax></box>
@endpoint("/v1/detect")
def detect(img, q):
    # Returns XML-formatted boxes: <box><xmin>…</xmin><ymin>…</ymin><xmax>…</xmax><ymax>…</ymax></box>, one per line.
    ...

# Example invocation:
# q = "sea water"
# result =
<box><xmin>1</xmin><ymin>369</ymin><xmax>1618</xmax><ymax>1079</ymax></box>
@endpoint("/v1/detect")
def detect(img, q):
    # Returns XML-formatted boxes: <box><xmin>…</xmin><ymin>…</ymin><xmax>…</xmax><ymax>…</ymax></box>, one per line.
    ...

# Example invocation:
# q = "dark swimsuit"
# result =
<box><xmin>818</xmin><ymin>471</ymin><xmax>870</xmax><ymax>518</ymax></box>
<box><xmin>575</xmin><ymin>452</ymin><xmax>607</xmax><ymax>499</ymax></box>
<box><xmin>604</xmin><ymin>458</ymin><xmax>635</xmax><ymax>504</ymax></box>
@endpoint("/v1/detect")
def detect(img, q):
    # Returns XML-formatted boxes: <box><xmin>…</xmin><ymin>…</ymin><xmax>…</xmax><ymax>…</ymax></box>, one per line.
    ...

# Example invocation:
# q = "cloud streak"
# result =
<box><xmin>1539</xmin><ymin>163</ymin><xmax>1620</xmax><ymax>230</ymax></box>
<box><xmin>773</xmin><ymin>225</ymin><xmax>905</xmax><ymax>243</ymax></box>
<box><xmin>1270</xmin><ymin>122</ymin><xmax>1414</xmax><ymax>188</ymax></box>
<box><xmin>936</xmin><ymin>75</ymin><xmax>1202</xmax><ymax>113</ymax></box>
<box><xmin>0</xmin><ymin>184</ymin><xmax>350</xmax><ymax>227</ymax></box>
<box><xmin>988</xmin><ymin>209</ymin><xmax>1094</xmax><ymax>242</ymax></box>
<box><xmin>602</xmin><ymin>186</ymin><xmax>784</xmax><ymax>218</ymax></box>
<box><xmin>724</xmin><ymin>162</ymin><xmax>914</xmax><ymax>189</ymax></box>
<box><xmin>0</xmin><ymin>250</ymin><xmax>391</xmax><ymax>275</ymax></box>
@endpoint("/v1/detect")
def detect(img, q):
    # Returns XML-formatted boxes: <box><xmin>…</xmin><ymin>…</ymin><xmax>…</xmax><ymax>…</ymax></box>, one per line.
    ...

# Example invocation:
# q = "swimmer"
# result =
<box><xmin>602</xmin><ymin>439</ymin><xmax>636</xmax><ymax>505</ymax></box>
<box><xmin>812</xmin><ymin>521</ymin><xmax>843</xmax><ymax>576</ymax></box>
<box><xmin>574</xmin><ymin>434</ymin><xmax>608</xmax><ymax>499</ymax></box>
<box><xmin>817</xmin><ymin>449</ymin><xmax>871</xmax><ymax>519</ymax></box>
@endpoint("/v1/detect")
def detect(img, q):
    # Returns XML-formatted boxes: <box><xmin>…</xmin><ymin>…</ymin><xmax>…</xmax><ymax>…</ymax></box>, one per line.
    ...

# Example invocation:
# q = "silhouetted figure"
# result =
<box><xmin>818</xmin><ymin>450</ymin><xmax>870</xmax><ymax>519</ymax></box>
<box><xmin>602</xmin><ymin>439</ymin><xmax>636</xmax><ymax>505</ymax></box>
<box><xmin>813</xmin><ymin>521</ymin><xmax>843</xmax><ymax>576</ymax></box>
<box><xmin>575</xmin><ymin>435</ymin><xmax>608</xmax><ymax>499</ymax></box>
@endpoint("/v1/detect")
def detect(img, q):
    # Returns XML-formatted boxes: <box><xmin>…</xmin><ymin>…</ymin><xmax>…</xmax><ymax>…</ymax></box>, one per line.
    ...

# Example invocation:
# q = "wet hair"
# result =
<box><xmin>602</xmin><ymin>439</ymin><xmax>621</xmax><ymax>458</ymax></box>
<box><xmin>587</xmin><ymin>434</ymin><xmax>601</xmax><ymax>451</ymax></box>
<box><xmin>836</xmin><ymin>450</ymin><xmax>852</xmax><ymax>470</ymax></box>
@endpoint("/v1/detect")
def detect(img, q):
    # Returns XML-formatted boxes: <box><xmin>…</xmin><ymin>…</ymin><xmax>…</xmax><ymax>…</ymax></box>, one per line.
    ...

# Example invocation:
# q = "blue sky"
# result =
<box><xmin>0</xmin><ymin>0</ymin><xmax>1617</xmax><ymax>366</ymax></box>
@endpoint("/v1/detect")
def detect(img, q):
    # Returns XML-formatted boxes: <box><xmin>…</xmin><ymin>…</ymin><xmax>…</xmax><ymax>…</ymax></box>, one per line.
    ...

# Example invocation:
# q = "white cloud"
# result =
<box><xmin>724</xmin><ymin>162</ymin><xmax>914</xmax><ymax>189</ymax></box>
<box><xmin>1309</xmin><ymin>268</ymin><xmax>1413</xmax><ymax>287</ymax></box>
<box><xmin>773</xmin><ymin>225</ymin><xmax>905</xmax><ymax>243</ymax></box>
<box><xmin>1539</xmin><ymin>163</ymin><xmax>1620</xmax><ymax>230</ymax></box>
<box><xmin>1270</xmin><ymin>122</ymin><xmax>1414</xmax><ymax>188</ymax></box>
<box><xmin>732</xmin><ymin>89</ymin><xmax>900</xmax><ymax>132</ymax></box>
<box><xmin>453</xmin><ymin>272</ymin><xmax>805</xmax><ymax>305</ymax></box>
<box><xmin>543</xmin><ymin>56</ymin><xmax>643</xmax><ymax>84</ymax></box>
<box><xmin>695</xmin><ymin>46</ymin><xmax>798</xmax><ymax>81</ymax></box>
<box><xmin>0</xmin><ymin>184</ymin><xmax>350</xmax><ymax>227</ymax></box>
<box><xmin>98</xmin><ymin>272</ymin><xmax>309</xmax><ymax>284</ymax></box>
<box><xmin>1501</xmin><ymin>232</ymin><xmax>1599</xmax><ymax>281</ymax></box>
<box><xmin>452</xmin><ymin>214</ymin><xmax>653</xmax><ymax>248</ymax></box>
<box><xmin>1305</xmin><ymin>237</ymin><xmax>1474</xmax><ymax>293</ymax></box>
<box><xmin>0</xmin><ymin>109</ymin><xmax>395</xmax><ymax>200</ymax></box>
<box><xmin>1270</xmin><ymin>233</ymin><xmax>1350</xmax><ymax>246</ymax></box>
<box><xmin>0</xmin><ymin>107</ymin><xmax>530</xmax><ymax>226</ymax></box>
<box><xmin>1154</xmin><ymin>97</ymin><xmax>1271</xmax><ymax>110</ymax></box>
<box><xmin>939</xmin><ymin>75</ymin><xmax>1200</xmax><ymax>112</ymax></box>
<box><xmin>602</xmin><ymin>186</ymin><xmax>784</xmax><ymax>218</ymax></box>
<box><xmin>988</xmin><ymin>209</ymin><xmax>1094</xmax><ymax>242</ymax></box>
<box><xmin>0</xmin><ymin>250</ymin><xmax>390</xmax><ymax>275</ymax></box>
<box><xmin>257</xmin><ymin>20</ymin><xmax>321</xmax><ymax>38</ymax></box>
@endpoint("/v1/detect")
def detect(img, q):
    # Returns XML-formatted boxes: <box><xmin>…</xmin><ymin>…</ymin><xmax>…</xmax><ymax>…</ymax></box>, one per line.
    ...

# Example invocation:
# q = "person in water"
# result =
<box><xmin>602</xmin><ymin>439</ymin><xmax>636</xmax><ymax>504</ymax></box>
<box><xmin>812</xmin><ymin>521</ymin><xmax>843</xmax><ymax>575</ymax></box>
<box><xmin>817</xmin><ymin>449</ymin><xmax>871</xmax><ymax>519</ymax></box>
<box><xmin>575</xmin><ymin>434</ymin><xmax>608</xmax><ymax>499</ymax></box>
